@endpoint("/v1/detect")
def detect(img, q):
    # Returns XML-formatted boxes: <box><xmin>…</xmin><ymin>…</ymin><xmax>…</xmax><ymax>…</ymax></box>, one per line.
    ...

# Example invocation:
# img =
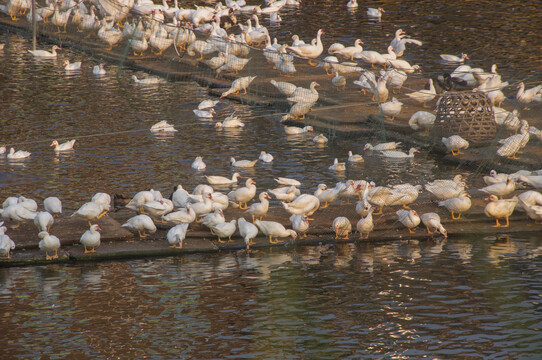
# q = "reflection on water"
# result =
<box><xmin>0</xmin><ymin>236</ymin><xmax>540</xmax><ymax>358</ymax></box>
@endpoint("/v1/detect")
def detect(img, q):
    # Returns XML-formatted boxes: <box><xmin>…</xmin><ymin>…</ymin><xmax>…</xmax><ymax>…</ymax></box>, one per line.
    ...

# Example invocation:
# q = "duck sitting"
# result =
<box><xmin>332</xmin><ymin>216</ymin><xmax>352</xmax><ymax>239</ymax></box>
<box><xmin>231</xmin><ymin>157</ymin><xmax>258</xmax><ymax>168</ymax></box>
<box><xmin>379</xmin><ymin>148</ymin><xmax>419</xmax><ymax>159</ymax></box>
<box><xmin>228</xmin><ymin>178</ymin><xmax>257</xmax><ymax>209</ymax></box>
<box><xmin>328</xmin><ymin>158</ymin><xmax>346</xmax><ymax>172</ymax></box>
<box><xmin>484</xmin><ymin>195</ymin><xmax>519</xmax><ymax>227</ymax></box>
<box><xmin>28</xmin><ymin>45</ymin><xmax>61</xmax><ymax>58</ymax></box>
<box><xmin>442</xmin><ymin>135</ymin><xmax>469</xmax><ymax>156</ymax></box>
<box><xmin>51</xmin><ymin>139</ymin><xmax>76</xmax><ymax>151</ymax></box>
<box><xmin>268</xmin><ymin>186</ymin><xmax>299</xmax><ymax>202</ymax></box>
<box><xmin>479</xmin><ymin>177</ymin><xmax>516</xmax><ymax>199</ymax></box>
<box><xmin>255</xmin><ymin>220</ymin><xmax>297</xmax><ymax>244</ymax></box>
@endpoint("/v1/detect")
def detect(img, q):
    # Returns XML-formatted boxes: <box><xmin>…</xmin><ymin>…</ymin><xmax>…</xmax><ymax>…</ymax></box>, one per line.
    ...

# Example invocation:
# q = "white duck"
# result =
<box><xmin>132</xmin><ymin>75</ymin><xmax>163</xmax><ymax>85</ymax></box>
<box><xmin>28</xmin><ymin>45</ymin><xmax>60</xmax><ymax>58</ymax></box>
<box><xmin>346</xmin><ymin>0</ymin><xmax>358</xmax><ymax>8</ymax></box>
<box><xmin>356</xmin><ymin>207</ymin><xmax>374</xmax><ymax>239</ymax></box>
<box><xmin>205</xmin><ymin>172</ymin><xmax>241</xmax><ymax>185</ymax></box>
<box><xmin>284</xmin><ymin>102</ymin><xmax>314</xmax><ymax>120</ymax></box>
<box><xmin>517</xmin><ymin>175</ymin><xmax>542</xmax><ymax>190</ymax></box>
<box><xmin>270</xmin><ymin>80</ymin><xmax>297</xmax><ymax>97</ymax></box>
<box><xmin>231</xmin><ymin>157</ymin><xmax>258</xmax><ymax>168</ymax></box>
<box><xmin>255</xmin><ymin>220</ymin><xmax>297</xmax><ymax>244</ymax></box>
<box><xmin>0</xmin><ymin>203</ymin><xmax>37</xmax><ymax>227</ymax></box>
<box><xmin>51</xmin><ymin>139</ymin><xmax>76</xmax><ymax>151</ymax></box>
<box><xmin>516</xmin><ymin>82</ymin><xmax>542</xmax><ymax>107</ymax></box>
<box><xmin>440</xmin><ymin>53</ymin><xmax>469</xmax><ymax>63</ymax></box>
<box><xmin>287</xmin><ymin>81</ymin><xmax>320</xmax><ymax>104</ymax></box>
<box><xmin>480</xmin><ymin>177</ymin><xmax>516</xmax><ymax>199</ymax></box>
<box><xmin>425</xmin><ymin>182</ymin><xmax>467</xmax><ymax>201</ymax></box>
<box><xmin>198</xmin><ymin>99</ymin><xmax>220</xmax><ymax>110</ymax></box>
<box><xmin>143</xmin><ymin>199</ymin><xmax>173</xmax><ymax>221</ymax></box>
<box><xmin>0</xmin><ymin>231</ymin><xmax>15</xmax><ymax>259</ymax></box>
<box><xmin>210</xmin><ymin>219</ymin><xmax>237</xmax><ymax>243</ymax></box>
<box><xmin>7</xmin><ymin>148</ymin><xmax>31</xmax><ymax>160</ymax></box>
<box><xmin>150</xmin><ymin>120</ymin><xmax>177</xmax><ymax>133</ymax></box>
<box><xmin>420</xmin><ymin>213</ymin><xmax>447</xmax><ymax>238</ymax></box>
<box><xmin>72</xmin><ymin>202</ymin><xmax>109</xmax><ymax>226</ymax></box>
<box><xmin>98</xmin><ymin>19</ymin><xmax>123</xmax><ymax>50</ymax></box>
<box><xmin>246</xmin><ymin>192</ymin><xmax>271</xmax><ymax>222</ymax></box>
<box><xmin>405</xmin><ymin>79</ymin><xmax>436</xmax><ymax>107</ymax></box>
<box><xmin>258</xmin><ymin>151</ymin><xmax>273</xmax><ymax>163</ymax></box>
<box><xmin>396</xmin><ymin>209</ymin><xmax>420</xmax><ymax>233</ymax></box>
<box><xmin>331</xmin><ymin>39</ymin><xmax>363</xmax><ymax>61</ymax></box>
<box><xmin>380</xmin><ymin>148</ymin><xmax>419</xmax><ymax>159</ymax></box>
<box><xmin>408</xmin><ymin>111</ymin><xmax>436</xmax><ymax>135</ymax></box>
<box><xmin>286</xmin><ymin>29</ymin><xmax>324</xmax><ymax>63</ymax></box>
<box><xmin>290</xmin><ymin>214</ymin><xmax>309</xmax><ymax>238</ymax></box>
<box><xmin>364</xmin><ymin>142</ymin><xmax>401</xmax><ymax>151</ymax></box>
<box><xmin>367</xmin><ymin>187</ymin><xmax>407</xmax><ymax>215</ymax></box>
<box><xmin>191</xmin><ymin>156</ymin><xmax>206</xmax><ymax>170</ymax></box>
<box><xmin>228</xmin><ymin>178</ymin><xmax>257</xmax><ymax>209</ymax></box>
<box><xmin>389</xmin><ymin>29</ymin><xmax>422</xmax><ymax>57</ymax></box>
<box><xmin>43</xmin><ymin>197</ymin><xmax>62</xmax><ymax>216</ymax></box>
<box><xmin>237</xmin><ymin>217</ymin><xmax>258</xmax><ymax>249</ymax></box>
<box><xmin>332</xmin><ymin>216</ymin><xmax>352</xmax><ymax>239</ymax></box>
<box><xmin>387</xmin><ymin>59</ymin><xmax>421</xmax><ymax>74</ymax></box>
<box><xmin>38</xmin><ymin>231</ymin><xmax>61</xmax><ymax>260</ymax></box>
<box><xmin>328</xmin><ymin>158</ymin><xmax>346</xmax><ymax>172</ymax></box>
<box><xmin>220</xmin><ymin>76</ymin><xmax>257</xmax><ymax>98</ymax></box>
<box><xmin>282</xmin><ymin>194</ymin><xmax>320</xmax><ymax>218</ymax></box>
<box><xmin>331</xmin><ymin>72</ymin><xmax>346</xmax><ymax>91</ymax></box>
<box><xmin>347</xmin><ymin>151</ymin><xmax>363</xmax><ymax>163</ymax></box>
<box><xmin>80</xmin><ymin>224</ymin><xmax>101</xmax><ymax>253</ymax></box>
<box><xmin>313</xmin><ymin>134</ymin><xmax>328</xmax><ymax>144</ymax></box>
<box><xmin>496</xmin><ymin>120</ymin><xmax>530</xmax><ymax>159</ymax></box>
<box><xmin>167</xmin><ymin>223</ymin><xmax>189</xmax><ymax>249</ymax></box>
<box><xmin>215</xmin><ymin>113</ymin><xmax>245</xmax><ymax>128</ymax></box>
<box><xmin>268</xmin><ymin>186</ymin><xmax>299</xmax><ymax>202</ymax></box>
<box><xmin>275</xmin><ymin>177</ymin><xmax>301</xmax><ymax>187</ymax></box>
<box><xmin>92</xmin><ymin>64</ymin><xmax>106</xmax><ymax>76</ymax></box>
<box><xmin>34</xmin><ymin>211</ymin><xmax>54</xmax><ymax>232</ymax></box>
<box><xmin>484</xmin><ymin>195</ymin><xmax>519</xmax><ymax>227</ymax></box>
<box><xmin>438</xmin><ymin>191</ymin><xmax>471</xmax><ymax>220</ymax></box>
<box><xmin>314</xmin><ymin>184</ymin><xmax>339</xmax><ymax>208</ymax></box>
<box><xmin>483</xmin><ymin>170</ymin><xmax>509</xmax><ymax>186</ymax></box>
<box><xmin>379</xmin><ymin>97</ymin><xmax>403</xmax><ymax>120</ymax></box>
<box><xmin>356</xmin><ymin>46</ymin><xmax>395</xmax><ymax>68</ymax></box>
<box><xmin>162</xmin><ymin>204</ymin><xmax>196</xmax><ymax>224</ymax></box>
<box><xmin>63</xmin><ymin>60</ymin><xmax>82</xmax><ymax>71</ymax></box>
<box><xmin>442</xmin><ymin>135</ymin><xmax>469</xmax><ymax>156</ymax></box>
<box><xmin>200</xmin><ymin>208</ymin><xmax>225</xmax><ymax>229</ymax></box>
<box><xmin>193</xmin><ymin>108</ymin><xmax>216</xmax><ymax>119</ymax></box>
<box><xmin>122</xmin><ymin>214</ymin><xmax>157</xmax><ymax>238</ymax></box>
<box><xmin>190</xmin><ymin>193</ymin><xmax>214</xmax><ymax>217</ymax></box>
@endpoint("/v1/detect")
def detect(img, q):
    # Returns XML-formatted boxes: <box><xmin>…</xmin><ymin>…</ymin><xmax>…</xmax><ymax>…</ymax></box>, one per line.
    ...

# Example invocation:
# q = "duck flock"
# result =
<box><xmin>1</xmin><ymin>1</ymin><xmax>542</xmax><ymax>260</ymax></box>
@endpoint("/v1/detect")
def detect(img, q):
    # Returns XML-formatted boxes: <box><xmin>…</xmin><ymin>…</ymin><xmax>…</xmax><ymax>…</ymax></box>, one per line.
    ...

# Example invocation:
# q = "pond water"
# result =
<box><xmin>1</xmin><ymin>235</ymin><xmax>541</xmax><ymax>359</ymax></box>
<box><xmin>0</xmin><ymin>0</ymin><xmax>541</xmax><ymax>358</ymax></box>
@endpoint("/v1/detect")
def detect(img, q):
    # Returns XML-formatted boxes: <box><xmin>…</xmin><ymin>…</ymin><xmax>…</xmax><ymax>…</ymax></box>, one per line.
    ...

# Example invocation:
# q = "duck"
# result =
<box><xmin>425</xmin><ymin>181</ymin><xmax>468</xmax><ymax>201</ymax></box>
<box><xmin>190</xmin><ymin>193</ymin><xmax>214</xmax><ymax>217</ymax></box>
<box><xmin>220</xmin><ymin>76</ymin><xmax>257</xmax><ymax>98</ymax></box>
<box><xmin>289</xmin><ymin>214</ymin><xmax>309</xmax><ymax>238</ymax></box>
<box><xmin>193</xmin><ymin>108</ymin><xmax>216</xmax><ymax>119</ymax></box>
<box><xmin>314</xmin><ymin>184</ymin><xmax>339</xmax><ymax>208</ymax></box>
<box><xmin>440</xmin><ymin>53</ymin><xmax>469</xmax><ymax>63</ymax></box>
<box><xmin>63</xmin><ymin>60</ymin><xmax>82</xmax><ymax>71</ymax></box>
<box><xmin>405</xmin><ymin>79</ymin><xmax>436</xmax><ymax>107</ymax></box>
<box><xmin>389</xmin><ymin>29</ymin><xmax>423</xmax><ymax>57</ymax></box>
<box><xmin>150</xmin><ymin>120</ymin><xmax>177</xmax><ymax>133</ymax></box>
<box><xmin>270</xmin><ymin>80</ymin><xmax>297</xmax><ymax>97</ymax></box>
<box><xmin>33</xmin><ymin>211</ymin><xmax>54</xmax><ymax>232</ymax></box>
<box><xmin>364</xmin><ymin>142</ymin><xmax>401</xmax><ymax>151</ymax></box>
<box><xmin>282</xmin><ymin>194</ymin><xmax>320</xmax><ymax>218</ymax></box>
<box><xmin>72</xmin><ymin>202</ymin><xmax>109</xmax><ymax>226</ymax></box>
<box><xmin>215</xmin><ymin>113</ymin><xmax>245</xmax><ymax>128</ymax></box>
<box><xmin>205</xmin><ymin>172</ymin><xmax>241</xmax><ymax>185</ymax></box>
<box><xmin>483</xmin><ymin>170</ymin><xmax>509</xmax><ymax>186</ymax></box>
<box><xmin>283</xmin><ymin>125</ymin><xmax>314</xmax><ymax>135</ymax></box>
<box><xmin>43</xmin><ymin>197</ymin><xmax>62</xmax><ymax>216</ymax></box>
<box><xmin>328</xmin><ymin>158</ymin><xmax>346</xmax><ymax>171</ymax></box>
<box><xmin>216</xmin><ymin>57</ymin><xmax>252</xmax><ymax>77</ymax></box>
<box><xmin>125</xmin><ymin>190</ymin><xmax>155</xmax><ymax>213</ymax></box>
<box><xmin>276</xmin><ymin>54</ymin><xmax>296</xmax><ymax>76</ymax></box>
<box><xmin>0</xmin><ymin>203</ymin><xmax>37</xmax><ymax>227</ymax></box>
<box><xmin>228</xmin><ymin>178</ymin><xmax>257</xmax><ymax>209</ymax></box>
<box><xmin>7</xmin><ymin>148</ymin><xmax>31</xmax><ymax>160</ymax></box>
<box><xmin>518</xmin><ymin>190</ymin><xmax>542</xmax><ymax>208</ymax></box>
<box><xmin>389</xmin><ymin>184</ymin><xmax>422</xmax><ymax>208</ymax></box>
<box><xmin>346</xmin><ymin>0</ymin><xmax>358</xmax><ymax>8</ymax></box>
<box><xmin>287</xmin><ymin>81</ymin><xmax>320</xmax><ymax>104</ymax></box>
<box><xmin>516</xmin><ymin>82</ymin><xmax>542</xmax><ymax>107</ymax></box>
<box><xmin>92</xmin><ymin>64</ymin><xmax>106</xmax><ymax>76</ymax></box>
<box><xmin>191</xmin><ymin>156</ymin><xmax>206</xmax><ymax>170</ymax></box>
<box><xmin>379</xmin><ymin>97</ymin><xmax>403</xmax><ymax>120</ymax></box>
<box><xmin>381</xmin><ymin>68</ymin><xmax>408</xmax><ymax>94</ymax></box>
<box><xmin>387</xmin><ymin>59</ymin><xmax>421</xmax><ymax>74</ymax></box>
<box><xmin>255</xmin><ymin>219</ymin><xmax>297</xmax><ymax>244</ymax></box>
<box><xmin>427</xmin><ymin>174</ymin><xmax>464</xmax><ymax>188</ymax></box>
<box><xmin>353</xmin><ymin>71</ymin><xmax>376</xmax><ymax>95</ymax></box>
<box><xmin>396</xmin><ymin>209</ymin><xmax>420</xmax><ymax>233</ymax></box>
<box><xmin>97</xmin><ymin>19</ymin><xmax>123</xmax><ymax>50</ymax></box>
<box><xmin>38</xmin><ymin>231</ymin><xmax>61</xmax><ymax>260</ymax></box>
<box><xmin>331</xmin><ymin>39</ymin><xmax>363</xmax><ymax>61</ymax></box>
<box><xmin>331</xmin><ymin>72</ymin><xmax>346</xmax><ymax>91</ymax></box>
<box><xmin>0</xmin><ymin>230</ymin><xmax>15</xmax><ymax>259</ymax></box>
<box><xmin>258</xmin><ymin>151</ymin><xmax>273</xmax><ymax>163</ymax></box>
<box><xmin>355</xmin><ymin>46</ymin><xmax>395</xmax><ymax>68</ymax></box>
<box><xmin>122</xmin><ymin>214</ymin><xmax>157</xmax><ymax>238</ymax></box>
<box><xmin>52</xmin><ymin>4</ymin><xmax>73</xmax><ymax>33</ymax></box>
<box><xmin>442</xmin><ymin>135</ymin><xmax>469</xmax><ymax>156</ymax></box>
<box><xmin>167</xmin><ymin>223</ymin><xmax>189</xmax><ymax>249</ymax></box>
<box><xmin>211</xmin><ymin>219</ymin><xmax>237</xmax><ymax>243</ymax></box>
<box><xmin>246</xmin><ymin>192</ymin><xmax>271</xmax><ymax>223</ymax></box>
<box><xmin>143</xmin><ymin>199</ymin><xmax>173</xmax><ymax>221</ymax></box>
<box><xmin>355</xmin><ymin>197</ymin><xmax>372</xmax><ymax>217</ymax></box>
<box><xmin>484</xmin><ymin>195</ymin><xmax>519</xmax><ymax>227</ymax></box>
<box><xmin>132</xmin><ymin>75</ymin><xmax>163</xmax><ymax>85</ymax></box>
<box><xmin>286</xmin><ymin>29</ymin><xmax>324</xmax><ymax>64</ymax></box>
<box><xmin>438</xmin><ymin>191</ymin><xmax>472</xmax><ymax>220</ymax></box>
<box><xmin>379</xmin><ymin>148</ymin><xmax>419</xmax><ymax>158</ymax></box>
<box><xmin>275</xmin><ymin>177</ymin><xmax>301</xmax><ymax>187</ymax></box>
<box><xmin>51</xmin><ymin>139</ymin><xmax>76</xmax><ymax>151</ymax></box>
<box><xmin>356</xmin><ymin>207</ymin><xmax>374</xmax><ymax>239</ymax></box>
<box><xmin>268</xmin><ymin>186</ymin><xmax>299</xmax><ymax>202</ymax></box>
<box><xmin>284</xmin><ymin>102</ymin><xmax>314</xmax><ymax>120</ymax></box>
<box><xmin>366</xmin><ymin>75</ymin><xmax>389</xmax><ymax>103</ymax></box>
<box><xmin>238</xmin><ymin>217</ymin><xmax>258</xmax><ymax>249</ymax></box>
<box><xmin>18</xmin><ymin>196</ymin><xmax>38</xmax><ymax>212</ymax></box>
<box><xmin>517</xmin><ymin>175</ymin><xmax>542</xmax><ymax>190</ymax></box>
<box><xmin>128</xmin><ymin>36</ymin><xmax>149</xmax><ymax>57</ymax></box>
<box><xmin>162</xmin><ymin>203</ymin><xmax>196</xmax><ymax>224</ymax></box>
<box><xmin>496</xmin><ymin>120</ymin><xmax>530</xmax><ymax>159</ymax></box>
<box><xmin>408</xmin><ymin>111</ymin><xmax>436</xmax><ymax>135</ymax></box>
<box><xmin>420</xmin><ymin>213</ymin><xmax>447</xmax><ymax>237</ymax></box>
<box><xmin>198</xmin><ymin>99</ymin><xmax>220</xmax><ymax>110</ymax></box>
<box><xmin>494</xmin><ymin>108</ymin><xmax>520</xmax><ymax>133</ymax></box>
<box><xmin>313</xmin><ymin>134</ymin><xmax>328</xmax><ymax>144</ymax></box>
<box><xmin>332</xmin><ymin>216</ymin><xmax>352</xmax><ymax>239</ymax></box>
<box><xmin>200</xmin><ymin>208</ymin><xmax>225</xmax><ymax>230</ymax></box>
<box><xmin>231</xmin><ymin>157</ymin><xmax>258</xmax><ymax>168</ymax></box>
<box><xmin>149</xmin><ymin>27</ymin><xmax>174</xmax><ymax>55</ymax></box>
<box><xmin>80</xmin><ymin>224</ymin><xmax>101</xmax><ymax>253</ymax></box>
<box><xmin>480</xmin><ymin>177</ymin><xmax>516</xmax><ymax>199</ymax></box>
<box><xmin>347</xmin><ymin>151</ymin><xmax>363</xmax><ymax>163</ymax></box>
<box><xmin>366</xmin><ymin>7</ymin><xmax>384</xmax><ymax>19</ymax></box>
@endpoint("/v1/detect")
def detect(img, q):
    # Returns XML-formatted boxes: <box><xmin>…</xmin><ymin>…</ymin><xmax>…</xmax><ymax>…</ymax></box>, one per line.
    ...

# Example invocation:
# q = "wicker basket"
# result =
<box><xmin>432</xmin><ymin>92</ymin><xmax>497</xmax><ymax>146</ymax></box>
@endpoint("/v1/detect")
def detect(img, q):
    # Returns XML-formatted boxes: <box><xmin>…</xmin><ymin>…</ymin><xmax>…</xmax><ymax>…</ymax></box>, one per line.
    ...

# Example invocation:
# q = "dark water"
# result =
<box><xmin>1</xmin><ymin>235</ymin><xmax>541</xmax><ymax>358</ymax></box>
<box><xmin>1</xmin><ymin>1</ymin><xmax>542</xmax><ymax>358</ymax></box>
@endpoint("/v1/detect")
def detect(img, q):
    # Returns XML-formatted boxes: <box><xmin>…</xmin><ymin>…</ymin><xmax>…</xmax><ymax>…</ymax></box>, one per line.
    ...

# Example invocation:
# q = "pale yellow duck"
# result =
<box><xmin>228</xmin><ymin>178</ymin><xmax>257</xmax><ymax>209</ymax></box>
<box><xmin>484</xmin><ymin>195</ymin><xmax>519</xmax><ymax>227</ymax></box>
<box><xmin>246</xmin><ymin>192</ymin><xmax>271</xmax><ymax>222</ymax></box>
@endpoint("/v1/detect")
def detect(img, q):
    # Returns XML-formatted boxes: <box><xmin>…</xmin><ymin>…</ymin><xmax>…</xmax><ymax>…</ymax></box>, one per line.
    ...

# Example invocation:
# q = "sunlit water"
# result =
<box><xmin>1</xmin><ymin>236</ymin><xmax>541</xmax><ymax>358</ymax></box>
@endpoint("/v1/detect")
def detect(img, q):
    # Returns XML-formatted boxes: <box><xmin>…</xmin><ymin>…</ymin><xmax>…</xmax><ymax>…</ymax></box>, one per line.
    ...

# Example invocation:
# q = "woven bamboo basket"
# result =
<box><xmin>432</xmin><ymin>92</ymin><xmax>497</xmax><ymax>146</ymax></box>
